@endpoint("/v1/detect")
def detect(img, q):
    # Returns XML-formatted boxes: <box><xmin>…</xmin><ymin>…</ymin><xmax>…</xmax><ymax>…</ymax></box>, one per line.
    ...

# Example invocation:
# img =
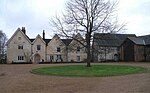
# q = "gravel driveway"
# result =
<box><xmin>0</xmin><ymin>62</ymin><xmax>150</xmax><ymax>93</ymax></box>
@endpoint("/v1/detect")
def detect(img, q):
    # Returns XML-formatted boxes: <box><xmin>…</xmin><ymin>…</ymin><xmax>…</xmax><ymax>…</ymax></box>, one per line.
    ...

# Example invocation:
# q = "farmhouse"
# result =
<box><xmin>6</xmin><ymin>27</ymin><xmax>87</xmax><ymax>63</ymax></box>
<box><xmin>6</xmin><ymin>27</ymin><xmax>150</xmax><ymax>63</ymax></box>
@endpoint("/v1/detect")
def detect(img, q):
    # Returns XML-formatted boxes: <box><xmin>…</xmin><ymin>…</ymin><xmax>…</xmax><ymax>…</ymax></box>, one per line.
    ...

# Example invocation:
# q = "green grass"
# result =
<box><xmin>31</xmin><ymin>65</ymin><xmax>148</xmax><ymax>77</ymax></box>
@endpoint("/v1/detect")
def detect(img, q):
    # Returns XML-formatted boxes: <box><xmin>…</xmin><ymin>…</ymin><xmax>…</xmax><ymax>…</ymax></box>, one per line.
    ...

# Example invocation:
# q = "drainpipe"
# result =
<box><xmin>66</xmin><ymin>46</ymin><xmax>68</xmax><ymax>62</ymax></box>
<box><xmin>31</xmin><ymin>44</ymin><xmax>33</xmax><ymax>63</ymax></box>
<box><xmin>144</xmin><ymin>46</ymin><xmax>146</xmax><ymax>61</ymax></box>
<box><xmin>105</xmin><ymin>47</ymin><xmax>106</xmax><ymax>62</ymax></box>
<box><xmin>143</xmin><ymin>40</ymin><xmax>146</xmax><ymax>61</ymax></box>
<box><xmin>45</xmin><ymin>45</ymin><xmax>47</xmax><ymax>62</ymax></box>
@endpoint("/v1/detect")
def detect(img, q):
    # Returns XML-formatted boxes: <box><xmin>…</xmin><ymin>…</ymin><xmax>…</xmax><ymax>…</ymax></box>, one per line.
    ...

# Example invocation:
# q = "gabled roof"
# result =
<box><xmin>7</xmin><ymin>27</ymin><xmax>79</xmax><ymax>47</ymax></box>
<box><xmin>53</xmin><ymin>34</ymin><xmax>59</xmax><ymax>39</ymax></box>
<box><xmin>128</xmin><ymin>37</ymin><xmax>145</xmax><ymax>45</ymax></box>
<box><xmin>68</xmin><ymin>33</ymin><xmax>85</xmax><ymax>46</ymax></box>
<box><xmin>48</xmin><ymin>34</ymin><xmax>73</xmax><ymax>46</ymax></box>
<box><xmin>32</xmin><ymin>34</ymin><xmax>46</xmax><ymax>44</ymax></box>
<box><xmin>6</xmin><ymin>28</ymin><xmax>32</xmax><ymax>45</ymax></box>
<box><xmin>29</xmin><ymin>38</ymin><xmax>51</xmax><ymax>46</ymax></box>
<box><xmin>93</xmin><ymin>33</ymin><xmax>136</xmax><ymax>47</ymax></box>
<box><xmin>73</xmin><ymin>33</ymin><xmax>84</xmax><ymax>40</ymax></box>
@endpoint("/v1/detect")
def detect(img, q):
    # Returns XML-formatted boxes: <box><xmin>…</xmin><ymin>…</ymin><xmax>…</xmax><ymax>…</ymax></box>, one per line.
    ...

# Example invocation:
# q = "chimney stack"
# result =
<box><xmin>43</xmin><ymin>30</ymin><xmax>45</xmax><ymax>39</ymax></box>
<box><xmin>22</xmin><ymin>27</ymin><xmax>26</xmax><ymax>34</ymax></box>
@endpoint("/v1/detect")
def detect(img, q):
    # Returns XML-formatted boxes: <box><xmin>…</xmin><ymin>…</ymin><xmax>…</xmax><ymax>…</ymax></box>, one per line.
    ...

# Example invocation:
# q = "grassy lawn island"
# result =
<box><xmin>32</xmin><ymin>65</ymin><xmax>148</xmax><ymax>77</ymax></box>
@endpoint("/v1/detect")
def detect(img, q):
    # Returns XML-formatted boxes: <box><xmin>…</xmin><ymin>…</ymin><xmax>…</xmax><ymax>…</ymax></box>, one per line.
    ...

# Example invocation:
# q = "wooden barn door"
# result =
<box><xmin>123</xmin><ymin>39</ymin><xmax>135</xmax><ymax>61</ymax></box>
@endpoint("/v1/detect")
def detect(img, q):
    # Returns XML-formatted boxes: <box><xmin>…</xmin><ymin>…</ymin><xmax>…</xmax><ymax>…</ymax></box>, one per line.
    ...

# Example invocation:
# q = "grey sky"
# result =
<box><xmin>0</xmin><ymin>0</ymin><xmax>150</xmax><ymax>38</ymax></box>
<box><xmin>118</xmin><ymin>0</ymin><xmax>150</xmax><ymax>35</ymax></box>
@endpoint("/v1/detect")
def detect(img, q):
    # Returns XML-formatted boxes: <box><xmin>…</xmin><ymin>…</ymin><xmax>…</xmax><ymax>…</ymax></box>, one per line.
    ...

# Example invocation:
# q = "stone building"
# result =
<box><xmin>6</xmin><ymin>27</ymin><xmax>87</xmax><ymax>63</ymax></box>
<box><xmin>92</xmin><ymin>33</ymin><xmax>136</xmax><ymax>62</ymax></box>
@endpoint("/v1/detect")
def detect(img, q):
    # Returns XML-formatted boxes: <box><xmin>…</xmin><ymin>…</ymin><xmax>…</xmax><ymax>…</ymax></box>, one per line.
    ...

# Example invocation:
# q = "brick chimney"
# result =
<box><xmin>43</xmin><ymin>30</ymin><xmax>45</xmax><ymax>39</ymax></box>
<box><xmin>22</xmin><ymin>27</ymin><xmax>26</xmax><ymax>34</ymax></box>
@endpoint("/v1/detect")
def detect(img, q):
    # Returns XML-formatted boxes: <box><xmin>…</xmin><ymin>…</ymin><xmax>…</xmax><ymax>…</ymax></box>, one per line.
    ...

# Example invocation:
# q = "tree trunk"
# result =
<box><xmin>86</xmin><ymin>33</ymin><xmax>91</xmax><ymax>67</ymax></box>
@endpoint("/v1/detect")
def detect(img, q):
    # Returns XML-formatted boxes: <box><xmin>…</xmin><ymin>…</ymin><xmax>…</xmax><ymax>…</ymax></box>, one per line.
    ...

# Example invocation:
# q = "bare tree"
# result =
<box><xmin>51</xmin><ymin>0</ymin><xmax>125</xmax><ymax>67</ymax></box>
<box><xmin>0</xmin><ymin>30</ymin><xmax>7</xmax><ymax>63</ymax></box>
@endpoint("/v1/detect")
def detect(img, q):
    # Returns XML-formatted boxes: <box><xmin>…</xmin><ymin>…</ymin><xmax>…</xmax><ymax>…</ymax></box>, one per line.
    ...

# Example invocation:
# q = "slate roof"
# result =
<box><xmin>44</xmin><ymin>39</ymin><xmax>51</xmax><ymax>46</ymax></box>
<box><xmin>9</xmin><ymin>28</ymin><xmax>74</xmax><ymax>46</ymax></box>
<box><xmin>29</xmin><ymin>38</ymin><xmax>72</xmax><ymax>46</ymax></box>
<box><xmin>29</xmin><ymin>39</ymin><xmax>51</xmax><ymax>46</ymax></box>
<box><xmin>93</xmin><ymin>33</ymin><xmax>136</xmax><ymax>47</ymax></box>
<box><xmin>29</xmin><ymin>39</ymin><xmax>35</xmax><ymax>42</ymax></box>
<box><xmin>128</xmin><ymin>37</ymin><xmax>145</xmax><ymax>45</ymax></box>
<box><xmin>138</xmin><ymin>35</ymin><xmax>150</xmax><ymax>45</ymax></box>
<box><xmin>62</xmin><ymin>39</ymin><xmax>72</xmax><ymax>46</ymax></box>
<box><xmin>126</xmin><ymin>35</ymin><xmax>150</xmax><ymax>45</ymax></box>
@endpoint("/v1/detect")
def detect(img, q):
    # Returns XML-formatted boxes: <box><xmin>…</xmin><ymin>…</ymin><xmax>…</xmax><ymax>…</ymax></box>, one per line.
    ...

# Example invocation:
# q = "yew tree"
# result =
<box><xmin>0</xmin><ymin>30</ymin><xmax>7</xmax><ymax>63</ymax></box>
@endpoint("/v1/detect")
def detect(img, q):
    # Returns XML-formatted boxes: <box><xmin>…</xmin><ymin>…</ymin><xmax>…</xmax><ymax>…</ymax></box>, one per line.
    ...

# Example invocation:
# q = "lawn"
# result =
<box><xmin>31</xmin><ymin>65</ymin><xmax>148</xmax><ymax>77</ymax></box>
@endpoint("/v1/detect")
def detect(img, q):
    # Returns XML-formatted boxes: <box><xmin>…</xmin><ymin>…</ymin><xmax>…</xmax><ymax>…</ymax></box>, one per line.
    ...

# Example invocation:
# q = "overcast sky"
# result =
<box><xmin>0</xmin><ymin>0</ymin><xmax>150</xmax><ymax>38</ymax></box>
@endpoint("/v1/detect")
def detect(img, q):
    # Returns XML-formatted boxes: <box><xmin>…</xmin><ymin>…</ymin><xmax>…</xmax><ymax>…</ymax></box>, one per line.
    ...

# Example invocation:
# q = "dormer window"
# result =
<box><xmin>18</xmin><ymin>45</ymin><xmax>23</xmax><ymax>49</ymax></box>
<box><xmin>57</xmin><ymin>47</ymin><xmax>61</xmax><ymax>52</ymax></box>
<box><xmin>37</xmin><ymin>45</ymin><xmax>41</xmax><ymax>50</ymax></box>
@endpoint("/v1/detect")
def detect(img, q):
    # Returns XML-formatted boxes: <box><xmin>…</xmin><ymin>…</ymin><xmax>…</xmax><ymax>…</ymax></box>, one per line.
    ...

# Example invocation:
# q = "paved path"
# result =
<box><xmin>0</xmin><ymin>62</ymin><xmax>150</xmax><ymax>93</ymax></box>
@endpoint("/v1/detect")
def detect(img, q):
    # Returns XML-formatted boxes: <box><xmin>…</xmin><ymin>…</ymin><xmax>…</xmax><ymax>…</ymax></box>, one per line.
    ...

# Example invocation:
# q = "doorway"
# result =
<box><xmin>34</xmin><ymin>54</ymin><xmax>41</xmax><ymax>63</ymax></box>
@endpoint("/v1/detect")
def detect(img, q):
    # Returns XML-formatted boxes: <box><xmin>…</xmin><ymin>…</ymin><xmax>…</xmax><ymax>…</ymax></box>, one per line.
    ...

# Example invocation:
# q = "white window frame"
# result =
<box><xmin>18</xmin><ymin>56</ymin><xmax>24</xmax><ymax>60</ymax></box>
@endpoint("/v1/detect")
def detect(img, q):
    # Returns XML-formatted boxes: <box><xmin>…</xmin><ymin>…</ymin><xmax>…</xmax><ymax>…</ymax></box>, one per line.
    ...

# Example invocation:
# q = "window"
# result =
<box><xmin>57</xmin><ymin>55</ymin><xmax>61</xmax><ymax>59</ymax></box>
<box><xmin>50</xmin><ymin>55</ymin><xmax>54</xmax><ymax>62</ymax></box>
<box><xmin>18</xmin><ymin>45</ymin><xmax>23</xmax><ymax>49</ymax></box>
<box><xmin>18</xmin><ymin>37</ymin><xmax>21</xmax><ymax>40</ymax></box>
<box><xmin>18</xmin><ymin>56</ymin><xmax>24</xmax><ymax>60</ymax></box>
<box><xmin>77</xmin><ymin>46</ymin><xmax>80</xmax><ymax>52</ymax></box>
<box><xmin>56</xmin><ymin>55</ymin><xmax>62</xmax><ymax>62</ymax></box>
<box><xmin>77</xmin><ymin>56</ymin><xmax>80</xmax><ymax>62</ymax></box>
<box><xmin>50</xmin><ymin>56</ymin><xmax>54</xmax><ymax>60</ymax></box>
<box><xmin>57</xmin><ymin>47</ymin><xmax>61</xmax><ymax>52</ymax></box>
<box><xmin>37</xmin><ymin>45</ymin><xmax>41</xmax><ymax>50</ymax></box>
